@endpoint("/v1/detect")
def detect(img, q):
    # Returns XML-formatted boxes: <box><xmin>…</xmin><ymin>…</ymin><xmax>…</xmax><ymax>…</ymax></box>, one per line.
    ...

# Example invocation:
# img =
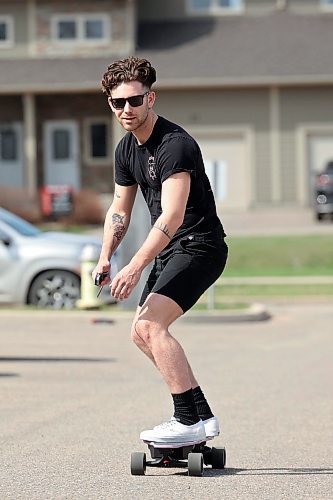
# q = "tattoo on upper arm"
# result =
<box><xmin>111</xmin><ymin>213</ymin><xmax>125</xmax><ymax>242</ymax></box>
<box><xmin>153</xmin><ymin>222</ymin><xmax>171</xmax><ymax>240</ymax></box>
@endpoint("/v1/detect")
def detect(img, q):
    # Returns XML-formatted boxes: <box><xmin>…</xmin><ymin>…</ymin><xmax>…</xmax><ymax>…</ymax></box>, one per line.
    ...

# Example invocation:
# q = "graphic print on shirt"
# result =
<box><xmin>148</xmin><ymin>155</ymin><xmax>157</xmax><ymax>181</ymax></box>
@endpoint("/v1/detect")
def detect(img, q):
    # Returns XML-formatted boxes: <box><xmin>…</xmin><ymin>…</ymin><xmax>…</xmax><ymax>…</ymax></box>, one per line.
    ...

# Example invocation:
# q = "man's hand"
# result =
<box><xmin>110</xmin><ymin>263</ymin><xmax>142</xmax><ymax>300</ymax></box>
<box><xmin>92</xmin><ymin>262</ymin><xmax>111</xmax><ymax>287</ymax></box>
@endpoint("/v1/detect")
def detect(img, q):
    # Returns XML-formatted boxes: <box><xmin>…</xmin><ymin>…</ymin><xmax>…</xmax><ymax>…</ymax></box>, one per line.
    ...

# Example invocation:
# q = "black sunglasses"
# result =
<box><xmin>110</xmin><ymin>91</ymin><xmax>150</xmax><ymax>110</ymax></box>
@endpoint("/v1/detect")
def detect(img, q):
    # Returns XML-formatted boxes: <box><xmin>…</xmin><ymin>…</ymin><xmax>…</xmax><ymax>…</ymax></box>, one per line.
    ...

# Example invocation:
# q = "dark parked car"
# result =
<box><xmin>315</xmin><ymin>161</ymin><xmax>333</xmax><ymax>221</ymax></box>
<box><xmin>0</xmin><ymin>207</ymin><xmax>115</xmax><ymax>308</ymax></box>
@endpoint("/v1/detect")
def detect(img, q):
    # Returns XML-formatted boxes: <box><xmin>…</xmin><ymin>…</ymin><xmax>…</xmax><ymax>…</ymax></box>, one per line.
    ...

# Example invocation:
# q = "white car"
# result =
<box><xmin>0</xmin><ymin>207</ymin><xmax>115</xmax><ymax>309</ymax></box>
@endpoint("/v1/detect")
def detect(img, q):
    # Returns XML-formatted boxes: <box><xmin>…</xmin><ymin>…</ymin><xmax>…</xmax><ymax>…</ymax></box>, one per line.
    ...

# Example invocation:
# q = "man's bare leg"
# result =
<box><xmin>133</xmin><ymin>293</ymin><xmax>194</xmax><ymax>393</ymax></box>
<box><xmin>131</xmin><ymin>305</ymin><xmax>156</xmax><ymax>365</ymax></box>
<box><xmin>132</xmin><ymin>303</ymin><xmax>199</xmax><ymax>389</ymax></box>
<box><xmin>132</xmin><ymin>293</ymin><xmax>220</xmax><ymax>440</ymax></box>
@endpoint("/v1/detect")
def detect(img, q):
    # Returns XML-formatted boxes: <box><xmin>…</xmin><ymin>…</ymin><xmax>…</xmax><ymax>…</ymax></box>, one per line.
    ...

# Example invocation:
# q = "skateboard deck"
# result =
<box><xmin>131</xmin><ymin>435</ymin><xmax>226</xmax><ymax>476</ymax></box>
<box><xmin>142</xmin><ymin>436</ymin><xmax>213</xmax><ymax>448</ymax></box>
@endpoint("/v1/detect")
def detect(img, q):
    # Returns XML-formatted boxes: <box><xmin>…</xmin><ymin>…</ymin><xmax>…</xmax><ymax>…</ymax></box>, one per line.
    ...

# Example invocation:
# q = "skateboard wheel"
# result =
<box><xmin>131</xmin><ymin>452</ymin><xmax>146</xmax><ymax>475</ymax></box>
<box><xmin>211</xmin><ymin>447</ymin><xmax>226</xmax><ymax>469</ymax></box>
<box><xmin>188</xmin><ymin>452</ymin><xmax>203</xmax><ymax>477</ymax></box>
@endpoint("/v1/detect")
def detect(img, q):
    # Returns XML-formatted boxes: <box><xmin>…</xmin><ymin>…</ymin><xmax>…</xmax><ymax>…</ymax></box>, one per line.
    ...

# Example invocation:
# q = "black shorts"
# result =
<box><xmin>139</xmin><ymin>226</ymin><xmax>228</xmax><ymax>313</ymax></box>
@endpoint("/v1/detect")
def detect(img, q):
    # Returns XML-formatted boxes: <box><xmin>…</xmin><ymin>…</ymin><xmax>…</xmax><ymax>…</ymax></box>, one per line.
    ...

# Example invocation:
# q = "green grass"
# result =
<box><xmin>197</xmin><ymin>234</ymin><xmax>333</xmax><ymax>305</ymax></box>
<box><xmin>34</xmin><ymin>229</ymin><xmax>332</xmax><ymax>305</ymax></box>
<box><xmin>224</xmin><ymin>234</ymin><xmax>333</xmax><ymax>277</ymax></box>
<box><xmin>193</xmin><ymin>302</ymin><xmax>249</xmax><ymax>311</ymax></box>
<box><xmin>38</xmin><ymin>223</ymin><xmax>97</xmax><ymax>234</ymax></box>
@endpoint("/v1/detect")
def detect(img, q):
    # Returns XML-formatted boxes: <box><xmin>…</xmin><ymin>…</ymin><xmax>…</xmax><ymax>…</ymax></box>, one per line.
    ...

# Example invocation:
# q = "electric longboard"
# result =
<box><xmin>130</xmin><ymin>437</ymin><xmax>226</xmax><ymax>476</ymax></box>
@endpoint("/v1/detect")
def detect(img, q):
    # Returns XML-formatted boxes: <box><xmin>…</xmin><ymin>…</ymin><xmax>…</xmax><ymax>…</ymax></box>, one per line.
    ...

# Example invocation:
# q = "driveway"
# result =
<box><xmin>0</xmin><ymin>303</ymin><xmax>332</xmax><ymax>499</ymax></box>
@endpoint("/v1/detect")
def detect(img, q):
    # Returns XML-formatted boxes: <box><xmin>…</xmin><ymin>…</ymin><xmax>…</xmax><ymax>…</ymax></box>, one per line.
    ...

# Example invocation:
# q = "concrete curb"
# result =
<box><xmin>181</xmin><ymin>302</ymin><xmax>271</xmax><ymax>323</ymax></box>
<box><xmin>0</xmin><ymin>303</ymin><xmax>271</xmax><ymax>323</ymax></box>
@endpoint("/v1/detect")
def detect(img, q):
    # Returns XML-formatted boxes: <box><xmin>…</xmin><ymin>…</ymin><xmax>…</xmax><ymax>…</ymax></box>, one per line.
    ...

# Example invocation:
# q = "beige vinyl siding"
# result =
<box><xmin>279</xmin><ymin>127</ymin><xmax>296</xmax><ymax>203</ymax></box>
<box><xmin>256</xmin><ymin>119</ymin><xmax>272</xmax><ymax>203</ymax></box>
<box><xmin>0</xmin><ymin>1</ymin><xmax>28</xmax><ymax>58</ymax></box>
<box><xmin>154</xmin><ymin>88</ymin><xmax>271</xmax><ymax>205</ymax></box>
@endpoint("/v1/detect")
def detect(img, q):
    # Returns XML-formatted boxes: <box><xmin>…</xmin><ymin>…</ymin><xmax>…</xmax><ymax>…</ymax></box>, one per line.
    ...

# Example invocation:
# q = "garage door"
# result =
<box><xmin>194</xmin><ymin>132</ymin><xmax>251</xmax><ymax>211</ymax></box>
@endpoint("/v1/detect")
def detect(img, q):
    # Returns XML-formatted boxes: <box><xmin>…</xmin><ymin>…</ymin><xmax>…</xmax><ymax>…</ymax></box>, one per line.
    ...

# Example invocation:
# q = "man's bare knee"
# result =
<box><xmin>134</xmin><ymin>319</ymin><xmax>163</xmax><ymax>349</ymax></box>
<box><xmin>131</xmin><ymin>322</ymin><xmax>144</xmax><ymax>347</ymax></box>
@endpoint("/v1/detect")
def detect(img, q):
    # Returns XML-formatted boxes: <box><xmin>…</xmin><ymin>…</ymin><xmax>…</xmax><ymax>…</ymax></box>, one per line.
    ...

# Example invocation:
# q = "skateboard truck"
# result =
<box><xmin>130</xmin><ymin>439</ymin><xmax>226</xmax><ymax>477</ymax></box>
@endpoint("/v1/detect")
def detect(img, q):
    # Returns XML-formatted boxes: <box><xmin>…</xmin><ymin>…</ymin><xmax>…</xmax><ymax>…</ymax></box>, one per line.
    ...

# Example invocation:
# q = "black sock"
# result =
<box><xmin>172</xmin><ymin>389</ymin><xmax>200</xmax><ymax>426</ymax></box>
<box><xmin>192</xmin><ymin>386</ymin><xmax>214</xmax><ymax>421</ymax></box>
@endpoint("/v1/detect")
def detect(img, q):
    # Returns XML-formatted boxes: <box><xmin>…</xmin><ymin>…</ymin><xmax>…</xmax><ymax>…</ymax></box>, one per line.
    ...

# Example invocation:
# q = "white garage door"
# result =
<box><xmin>194</xmin><ymin>132</ymin><xmax>251</xmax><ymax>211</ymax></box>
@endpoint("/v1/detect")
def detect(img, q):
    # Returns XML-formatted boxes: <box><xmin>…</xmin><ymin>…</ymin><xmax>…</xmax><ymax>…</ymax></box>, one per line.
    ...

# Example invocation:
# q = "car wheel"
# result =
<box><xmin>28</xmin><ymin>270</ymin><xmax>80</xmax><ymax>309</ymax></box>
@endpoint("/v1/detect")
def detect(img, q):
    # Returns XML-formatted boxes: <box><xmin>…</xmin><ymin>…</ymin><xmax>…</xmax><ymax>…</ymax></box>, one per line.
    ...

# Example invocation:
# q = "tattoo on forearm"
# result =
<box><xmin>112</xmin><ymin>213</ymin><xmax>124</xmax><ymax>225</ymax></box>
<box><xmin>153</xmin><ymin>222</ymin><xmax>171</xmax><ymax>240</ymax></box>
<box><xmin>111</xmin><ymin>213</ymin><xmax>125</xmax><ymax>242</ymax></box>
<box><xmin>115</xmin><ymin>190</ymin><xmax>121</xmax><ymax>199</ymax></box>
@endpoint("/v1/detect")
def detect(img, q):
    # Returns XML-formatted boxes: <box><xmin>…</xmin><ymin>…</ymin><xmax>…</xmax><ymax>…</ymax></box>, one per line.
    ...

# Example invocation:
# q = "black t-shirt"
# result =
<box><xmin>115</xmin><ymin>116</ymin><xmax>225</xmax><ymax>242</ymax></box>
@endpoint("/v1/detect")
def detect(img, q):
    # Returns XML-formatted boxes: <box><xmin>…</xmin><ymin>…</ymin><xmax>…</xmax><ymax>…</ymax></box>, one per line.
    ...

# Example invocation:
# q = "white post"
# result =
<box><xmin>22</xmin><ymin>93</ymin><xmax>37</xmax><ymax>196</ymax></box>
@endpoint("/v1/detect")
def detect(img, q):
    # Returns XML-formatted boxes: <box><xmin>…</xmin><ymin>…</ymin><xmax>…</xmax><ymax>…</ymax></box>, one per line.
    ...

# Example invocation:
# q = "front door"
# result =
<box><xmin>43</xmin><ymin>120</ymin><xmax>80</xmax><ymax>190</ymax></box>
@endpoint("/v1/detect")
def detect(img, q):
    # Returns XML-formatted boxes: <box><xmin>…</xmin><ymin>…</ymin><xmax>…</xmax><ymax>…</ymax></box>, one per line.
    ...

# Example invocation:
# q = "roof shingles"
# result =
<box><xmin>0</xmin><ymin>11</ymin><xmax>333</xmax><ymax>93</ymax></box>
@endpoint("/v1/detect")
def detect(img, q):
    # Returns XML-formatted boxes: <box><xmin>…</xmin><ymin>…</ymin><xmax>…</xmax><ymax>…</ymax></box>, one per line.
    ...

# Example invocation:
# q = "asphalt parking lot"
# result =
<box><xmin>1</xmin><ymin>302</ymin><xmax>332</xmax><ymax>500</ymax></box>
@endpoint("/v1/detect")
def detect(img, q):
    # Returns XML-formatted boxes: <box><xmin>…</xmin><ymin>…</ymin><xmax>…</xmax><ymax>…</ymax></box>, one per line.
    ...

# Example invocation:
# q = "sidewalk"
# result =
<box><xmin>220</xmin><ymin>207</ymin><xmax>333</xmax><ymax>236</ymax></box>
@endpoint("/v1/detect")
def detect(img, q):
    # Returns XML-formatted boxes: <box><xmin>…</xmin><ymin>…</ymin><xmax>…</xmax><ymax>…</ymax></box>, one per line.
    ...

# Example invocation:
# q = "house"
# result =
<box><xmin>1</xmin><ymin>0</ymin><xmax>333</xmax><ymax>215</ymax></box>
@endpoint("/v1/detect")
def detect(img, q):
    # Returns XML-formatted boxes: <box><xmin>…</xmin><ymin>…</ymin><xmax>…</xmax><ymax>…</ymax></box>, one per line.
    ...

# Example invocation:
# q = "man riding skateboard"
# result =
<box><xmin>93</xmin><ymin>56</ymin><xmax>228</xmax><ymax>444</ymax></box>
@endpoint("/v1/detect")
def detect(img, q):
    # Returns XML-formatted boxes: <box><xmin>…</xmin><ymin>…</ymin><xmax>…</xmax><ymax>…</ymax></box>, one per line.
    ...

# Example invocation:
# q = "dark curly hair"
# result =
<box><xmin>101</xmin><ymin>56</ymin><xmax>157</xmax><ymax>97</ymax></box>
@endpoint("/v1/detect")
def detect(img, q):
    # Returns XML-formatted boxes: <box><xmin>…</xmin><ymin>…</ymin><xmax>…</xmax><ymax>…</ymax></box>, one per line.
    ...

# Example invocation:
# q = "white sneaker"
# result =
<box><xmin>140</xmin><ymin>418</ymin><xmax>206</xmax><ymax>444</ymax></box>
<box><xmin>203</xmin><ymin>416</ymin><xmax>220</xmax><ymax>438</ymax></box>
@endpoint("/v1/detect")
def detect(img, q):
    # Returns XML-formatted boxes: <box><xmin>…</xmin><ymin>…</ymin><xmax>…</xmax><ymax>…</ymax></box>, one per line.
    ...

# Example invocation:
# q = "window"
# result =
<box><xmin>0</xmin><ymin>16</ymin><xmax>14</xmax><ymax>48</ymax></box>
<box><xmin>90</xmin><ymin>124</ymin><xmax>107</xmax><ymax>158</ymax></box>
<box><xmin>188</xmin><ymin>0</ymin><xmax>243</xmax><ymax>14</ymax></box>
<box><xmin>52</xmin><ymin>129</ymin><xmax>71</xmax><ymax>160</ymax></box>
<box><xmin>84</xmin><ymin>118</ymin><xmax>111</xmax><ymax>165</ymax></box>
<box><xmin>85</xmin><ymin>19</ymin><xmax>104</xmax><ymax>39</ymax></box>
<box><xmin>58</xmin><ymin>20</ymin><xmax>77</xmax><ymax>40</ymax></box>
<box><xmin>52</xmin><ymin>14</ymin><xmax>110</xmax><ymax>43</ymax></box>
